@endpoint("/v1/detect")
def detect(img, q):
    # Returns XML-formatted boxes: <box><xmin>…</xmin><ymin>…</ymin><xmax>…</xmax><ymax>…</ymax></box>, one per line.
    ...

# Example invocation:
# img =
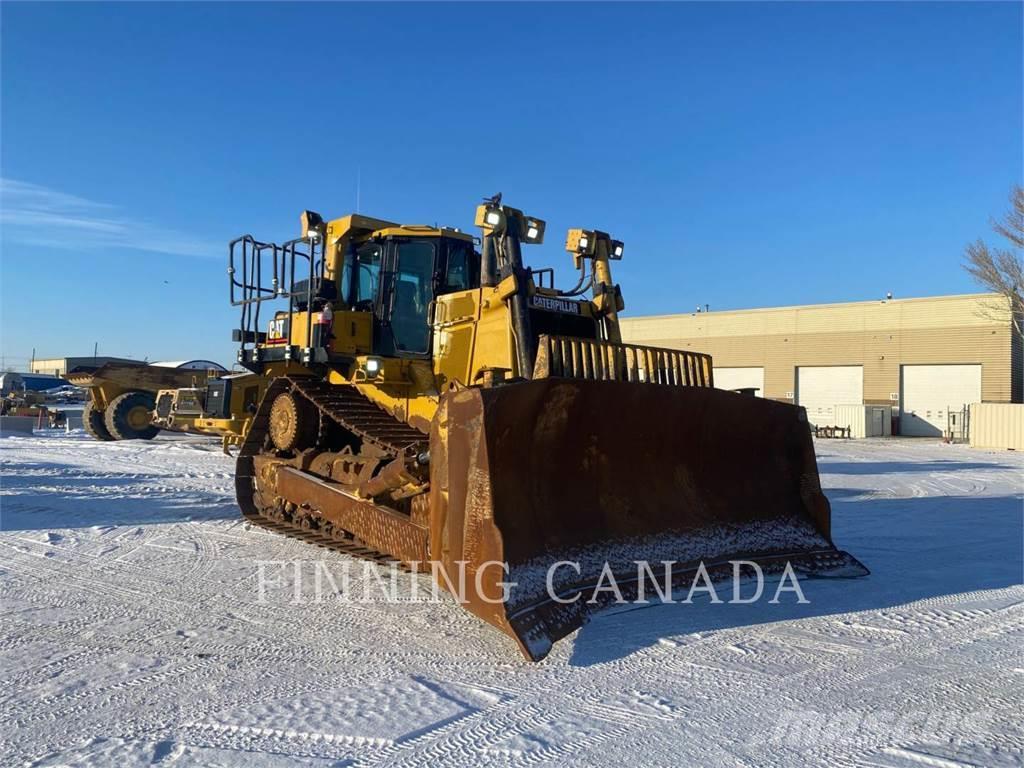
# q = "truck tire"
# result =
<box><xmin>83</xmin><ymin>400</ymin><xmax>115</xmax><ymax>441</ymax></box>
<box><xmin>104</xmin><ymin>391</ymin><xmax>160</xmax><ymax>440</ymax></box>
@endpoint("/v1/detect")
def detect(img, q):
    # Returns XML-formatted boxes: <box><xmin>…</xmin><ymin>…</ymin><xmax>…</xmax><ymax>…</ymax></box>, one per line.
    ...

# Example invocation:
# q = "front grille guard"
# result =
<box><xmin>533</xmin><ymin>334</ymin><xmax>713</xmax><ymax>388</ymax></box>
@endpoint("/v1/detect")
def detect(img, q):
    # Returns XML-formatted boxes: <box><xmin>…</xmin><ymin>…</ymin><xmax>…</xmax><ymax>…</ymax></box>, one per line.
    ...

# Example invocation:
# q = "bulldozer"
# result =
<box><xmin>230</xmin><ymin>196</ymin><xmax>867</xmax><ymax>661</ymax></box>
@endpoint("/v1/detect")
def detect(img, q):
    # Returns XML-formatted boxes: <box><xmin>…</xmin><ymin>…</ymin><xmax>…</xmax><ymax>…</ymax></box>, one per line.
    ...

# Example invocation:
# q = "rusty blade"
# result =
<box><xmin>429</xmin><ymin>378</ymin><xmax>868</xmax><ymax>661</ymax></box>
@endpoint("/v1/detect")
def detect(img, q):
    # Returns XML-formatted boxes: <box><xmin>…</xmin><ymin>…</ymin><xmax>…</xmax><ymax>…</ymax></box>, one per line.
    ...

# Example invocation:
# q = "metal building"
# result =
<box><xmin>620</xmin><ymin>292</ymin><xmax>1022</xmax><ymax>437</ymax></box>
<box><xmin>29</xmin><ymin>356</ymin><xmax>139</xmax><ymax>377</ymax></box>
<box><xmin>29</xmin><ymin>357</ymin><xmax>226</xmax><ymax>376</ymax></box>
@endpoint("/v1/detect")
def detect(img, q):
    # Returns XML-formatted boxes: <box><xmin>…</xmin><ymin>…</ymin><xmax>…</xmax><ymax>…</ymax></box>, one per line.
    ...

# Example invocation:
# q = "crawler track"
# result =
<box><xmin>290</xmin><ymin>377</ymin><xmax>428</xmax><ymax>458</ymax></box>
<box><xmin>241</xmin><ymin>508</ymin><xmax>405</xmax><ymax>567</ymax></box>
<box><xmin>235</xmin><ymin>376</ymin><xmax>428</xmax><ymax>568</ymax></box>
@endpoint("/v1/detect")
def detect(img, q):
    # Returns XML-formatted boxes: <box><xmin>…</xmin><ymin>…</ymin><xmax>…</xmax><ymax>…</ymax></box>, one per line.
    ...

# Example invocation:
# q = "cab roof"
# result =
<box><xmin>326</xmin><ymin>214</ymin><xmax>474</xmax><ymax>244</ymax></box>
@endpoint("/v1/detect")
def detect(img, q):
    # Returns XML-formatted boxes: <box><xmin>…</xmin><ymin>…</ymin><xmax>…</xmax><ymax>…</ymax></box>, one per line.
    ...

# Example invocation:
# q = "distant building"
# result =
<box><xmin>29</xmin><ymin>357</ymin><xmax>226</xmax><ymax>377</ymax></box>
<box><xmin>0</xmin><ymin>372</ymin><xmax>24</xmax><ymax>396</ymax></box>
<box><xmin>30</xmin><ymin>356</ymin><xmax>139</xmax><ymax>377</ymax></box>
<box><xmin>0</xmin><ymin>371</ymin><xmax>68</xmax><ymax>393</ymax></box>
<box><xmin>21</xmin><ymin>373</ymin><xmax>67</xmax><ymax>392</ymax></box>
<box><xmin>620</xmin><ymin>292</ymin><xmax>1022</xmax><ymax>437</ymax></box>
<box><xmin>151</xmin><ymin>360</ymin><xmax>227</xmax><ymax>372</ymax></box>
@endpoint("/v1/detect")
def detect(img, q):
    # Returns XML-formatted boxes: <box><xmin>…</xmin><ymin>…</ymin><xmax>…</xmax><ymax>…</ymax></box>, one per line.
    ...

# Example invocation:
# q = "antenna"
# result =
<box><xmin>356</xmin><ymin>166</ymin><xmax>361</xmax><ymax>213</ymax></box>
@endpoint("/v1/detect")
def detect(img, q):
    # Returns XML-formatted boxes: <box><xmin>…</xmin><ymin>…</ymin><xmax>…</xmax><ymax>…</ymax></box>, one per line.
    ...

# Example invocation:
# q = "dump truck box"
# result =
<box><xmin>66</xmin><ymin>362</ymin><xmax>210</xmax><ymax>395</ymax></box>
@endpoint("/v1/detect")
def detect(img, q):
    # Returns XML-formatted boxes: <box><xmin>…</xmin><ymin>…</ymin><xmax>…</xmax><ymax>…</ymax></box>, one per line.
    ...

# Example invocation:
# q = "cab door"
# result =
<box><xmin>379</xmin><ymin>238</ymin><xmax>437</xmax><ymax>358</ymax></box>
<box><xmin>432</xmin><ymin>239</ymin><xmax>481</xmax><ymax>389</ymax></box>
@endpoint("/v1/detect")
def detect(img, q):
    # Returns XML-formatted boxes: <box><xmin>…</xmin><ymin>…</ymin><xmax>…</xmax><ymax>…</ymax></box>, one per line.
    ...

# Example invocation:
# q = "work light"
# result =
<box><xmin>475</xmin><ymin>204</ymin><xmax>506</xmax><ymax>232</ymax></box>
<box><xmin>300</xmin><ymin>210</ymin><xmax>324</xmax><ymax>239</ymax></box>
<box><xmin>565</xmin><ymin>228</ymin><xmax>597</xmax><ymax>256</ymax></box>
<box><xmin>522</xmin><ymin>217</ymin><xmax>546</xmax><ymax>244</ymax></box>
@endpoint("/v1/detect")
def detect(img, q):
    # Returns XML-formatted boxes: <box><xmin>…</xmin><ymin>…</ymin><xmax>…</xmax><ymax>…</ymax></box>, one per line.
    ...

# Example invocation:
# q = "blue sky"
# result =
<box><xmin>1</xmin><ymin>2</ymin><xmax>1021</xmax><ymax>368</ymax></box>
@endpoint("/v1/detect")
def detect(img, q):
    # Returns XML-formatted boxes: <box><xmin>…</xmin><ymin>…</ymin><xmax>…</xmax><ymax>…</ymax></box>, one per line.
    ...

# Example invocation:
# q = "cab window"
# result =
<box><xmin>354</xmin><ymin>242</ymin><xmax>382</xmax><ymax>309</ymax></box>
<box><xmin>390</xmin><ymin>240</ymin><xmax>435</xmax><ymax>354</ymax></box>
<box><xmin>441</xmin><ymin>240</ymin><xmax>476</xmax><ymax>294</ymax></box>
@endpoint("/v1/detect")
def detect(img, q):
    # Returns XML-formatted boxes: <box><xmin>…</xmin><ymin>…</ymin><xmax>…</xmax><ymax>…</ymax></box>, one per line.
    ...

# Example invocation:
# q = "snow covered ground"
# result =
<box><xmin>1</xmin><ymin>431</ymin><xmax>1021</xmax><ymax>767</ymax></box>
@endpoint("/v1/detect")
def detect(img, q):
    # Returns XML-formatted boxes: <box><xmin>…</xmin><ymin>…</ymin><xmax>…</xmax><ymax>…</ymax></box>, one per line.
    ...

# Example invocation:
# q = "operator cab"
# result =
<box><xmin>344</xmin><ymin>228</ymin><xmax>479</xmax><ymax>359</ymax></box>
<box><xmin>229</xmin><ymin>213</ymin><xmax>480</xmax><ymax>370</ymax></box>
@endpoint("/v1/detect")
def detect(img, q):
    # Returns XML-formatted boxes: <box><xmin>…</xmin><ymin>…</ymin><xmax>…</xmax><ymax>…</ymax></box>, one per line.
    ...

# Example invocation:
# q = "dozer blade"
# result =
<box><xmin>429</xmin><ymin>378</ymin><xmax>868</xmax><ymax>661</ymax></box>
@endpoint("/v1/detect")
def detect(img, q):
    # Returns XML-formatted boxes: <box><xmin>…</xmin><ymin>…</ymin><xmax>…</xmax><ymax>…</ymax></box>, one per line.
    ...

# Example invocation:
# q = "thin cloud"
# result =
<box><xmin>0</xmin><ymin>178</ymin><xmax>221</xmax><ymax>258</ymax></box>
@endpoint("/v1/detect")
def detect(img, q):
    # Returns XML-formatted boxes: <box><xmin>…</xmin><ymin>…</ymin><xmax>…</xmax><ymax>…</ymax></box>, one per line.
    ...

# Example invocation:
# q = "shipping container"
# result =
<box><xmin>969</xmin><ymin>403</ymin><xmax>1024</xmax><ymax>451</ymax></box>
<box><xmin>832</xmin><ymin>404</ymin><xmax>893</xmax><ymax>438</ymax></box>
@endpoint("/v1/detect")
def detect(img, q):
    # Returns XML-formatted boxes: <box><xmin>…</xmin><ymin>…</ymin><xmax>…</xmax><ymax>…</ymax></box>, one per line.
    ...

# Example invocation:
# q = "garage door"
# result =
<box><xmin>900</xmin><ymin>364</ymin><xmax>981</xmax><ymax>437</ymax></box>
<box><xmin>796</xmin><ymin>366</ymin><xmax>863</xmax><ymax>427</ymax></box>
<box><xmin>713</xmin><ymin>367</ymin><xmax>764</xmax><ymax>397</ymax></box>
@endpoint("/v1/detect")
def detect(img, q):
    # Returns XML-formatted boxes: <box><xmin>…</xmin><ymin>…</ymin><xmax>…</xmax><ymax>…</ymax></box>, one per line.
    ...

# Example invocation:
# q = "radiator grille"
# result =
<box><xmin>533</xmin><ymin>334</ymin><xmax>713</xmax><ymax>387</ymax></box>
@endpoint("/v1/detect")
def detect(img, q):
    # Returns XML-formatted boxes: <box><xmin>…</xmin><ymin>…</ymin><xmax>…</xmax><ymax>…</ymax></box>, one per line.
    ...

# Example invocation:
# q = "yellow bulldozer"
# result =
<box><xmin>229</xmin><ymin>195</ymin><xmax>867</xmax><ymax>660</ymax></box>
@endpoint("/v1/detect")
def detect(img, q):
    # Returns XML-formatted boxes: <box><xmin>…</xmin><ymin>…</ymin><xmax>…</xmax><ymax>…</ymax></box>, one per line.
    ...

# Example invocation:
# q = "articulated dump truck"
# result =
<box><xmin>68</xmin><ymin>362</ymin><xmax>259</xmax><ymax>449</ymax></box>
<box><xmin>67</xmin><ymin>362</ymin><xmax>222</xmax><ymax>441</ymax></box>
<box><xmin>151</xmin><ymin>373</ymin><xmax>267</xmax><ymax>453</ymax></box>
<box><xmin>228</xmin><ymin>196</ymin><xmax>867</xmax><ymax>660</ymax></box>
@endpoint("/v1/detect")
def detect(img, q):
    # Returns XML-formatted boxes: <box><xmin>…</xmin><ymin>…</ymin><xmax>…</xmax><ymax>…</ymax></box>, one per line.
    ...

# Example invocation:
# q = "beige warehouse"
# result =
<box><xmin>620</xmin><ymin>292</ymin><xmax>1022</xmax><ymax>437</ymax></box>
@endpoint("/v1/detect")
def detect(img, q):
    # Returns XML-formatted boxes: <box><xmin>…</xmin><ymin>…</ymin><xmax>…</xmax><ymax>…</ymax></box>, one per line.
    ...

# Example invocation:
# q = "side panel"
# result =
<box><xmin>467</xmin><ymin>289</ymin><xmax>514</xmax><ymax>382</ymax></box>
<box><xmin>432</xmin><ymin>289</ymin><xmax>481</xmax><ymax>389</ymax></box>
<box><xmin>267</xmin><ymin>309</ymin><xmax>371</xmax><ymax>355</ymax></box>
<box><xmin>331</xmin><ymin>311</ymin><xmax>373</xmax><ymax>355</ymax></box>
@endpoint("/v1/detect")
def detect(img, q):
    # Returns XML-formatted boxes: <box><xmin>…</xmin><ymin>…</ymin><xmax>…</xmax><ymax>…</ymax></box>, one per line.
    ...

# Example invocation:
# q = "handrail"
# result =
<box><xmin>228</xmin><ymin>234</ymin><xmax>321</xmax><ymax>360</ymax></box>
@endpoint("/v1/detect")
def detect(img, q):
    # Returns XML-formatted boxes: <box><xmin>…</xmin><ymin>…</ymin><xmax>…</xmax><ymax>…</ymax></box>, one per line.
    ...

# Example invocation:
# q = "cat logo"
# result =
<box><xmin>529</xmin><ymin>295</ymin><xmax>582</xmax><ymax>315</ymax></box>
<box><xmin>268</xmin><ymin>318</ymin><xmax>289</xmax><ymax>343</ymax></box>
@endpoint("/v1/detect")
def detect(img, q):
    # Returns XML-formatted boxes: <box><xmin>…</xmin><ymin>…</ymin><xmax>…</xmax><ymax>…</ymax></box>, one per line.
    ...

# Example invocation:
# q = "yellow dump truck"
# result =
<box><xmin>151</xmin><ymin>373</ymin><xmax>267</xmax><ymax>452</ymax></box>
<box><xmin>67</xmin><ymin>362</ymin><xmax>223</xmax><ymax>441</ymax></box>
